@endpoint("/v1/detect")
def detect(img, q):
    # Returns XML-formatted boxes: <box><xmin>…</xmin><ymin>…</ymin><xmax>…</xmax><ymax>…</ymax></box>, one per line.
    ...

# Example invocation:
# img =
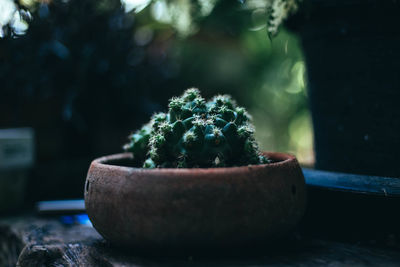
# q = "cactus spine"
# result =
<box><xmin>124</xmin><ymin>88</ymin><xmax>269</xmax><ymax>168</ymax></box>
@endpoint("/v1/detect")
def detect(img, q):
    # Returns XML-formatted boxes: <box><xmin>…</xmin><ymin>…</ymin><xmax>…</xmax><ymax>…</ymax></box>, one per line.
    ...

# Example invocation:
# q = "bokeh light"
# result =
<box><xmin>0</xmin><ymin>0</ymin><xmax>313</xmax><ymax>203</ymax></box>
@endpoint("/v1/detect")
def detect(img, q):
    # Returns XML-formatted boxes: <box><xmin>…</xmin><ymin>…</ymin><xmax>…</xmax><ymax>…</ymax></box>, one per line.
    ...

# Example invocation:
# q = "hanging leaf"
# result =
<box><xmin>266</xmin><ymin>0</ymin><xmax>300</xmax><ymax>38</ymax></box>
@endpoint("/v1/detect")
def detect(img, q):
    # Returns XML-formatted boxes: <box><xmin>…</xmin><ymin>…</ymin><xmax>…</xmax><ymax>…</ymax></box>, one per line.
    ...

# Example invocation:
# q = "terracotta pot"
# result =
<box><xmin>84</xmin><ymin>152</ymin><xmax>306</xmax><ymax>248</ymax></box>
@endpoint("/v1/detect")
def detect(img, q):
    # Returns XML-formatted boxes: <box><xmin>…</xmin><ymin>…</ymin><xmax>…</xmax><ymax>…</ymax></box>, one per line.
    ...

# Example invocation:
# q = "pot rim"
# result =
<box><xmin>90</xmin><ymin>152</ymin><xmax>297</xmax><ymax>173</ymax></box>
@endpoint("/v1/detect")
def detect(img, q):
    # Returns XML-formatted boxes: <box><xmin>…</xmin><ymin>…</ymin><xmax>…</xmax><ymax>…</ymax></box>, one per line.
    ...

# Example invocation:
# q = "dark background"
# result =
<box><xmin>0</xmin><ymin>0</ymin><xmax>310</xmax><ymax>203</ymax></box>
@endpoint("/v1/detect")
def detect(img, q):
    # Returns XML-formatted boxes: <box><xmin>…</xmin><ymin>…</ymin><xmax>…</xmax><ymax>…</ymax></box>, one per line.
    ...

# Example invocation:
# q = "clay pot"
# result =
<box><xmin>84</xmin><ymin>152</ymin><xmax>306</xmax><ymax>248</ymax></box>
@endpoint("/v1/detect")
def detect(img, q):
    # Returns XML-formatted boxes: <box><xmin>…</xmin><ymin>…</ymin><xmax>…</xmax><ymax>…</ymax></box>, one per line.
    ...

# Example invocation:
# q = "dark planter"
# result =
<box><xmin>84</xmin><ymin>152</ymin><xmax>306</xmax><ymax>248</ymax></box>
<box><xmin>288</xmin><ymin>0</ymin><xmax>400</xmax><ymax>177</ymax></box>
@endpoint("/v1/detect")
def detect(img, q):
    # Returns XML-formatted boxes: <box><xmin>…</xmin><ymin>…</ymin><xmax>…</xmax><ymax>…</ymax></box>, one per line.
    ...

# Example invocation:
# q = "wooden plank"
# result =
<box><xmin>0</xmin><ymin>216</ymin><xmax>399</xmax><ymax>266</ymax></box>
<box><xmin>302</xmin><ymin>168</ymin><xmax>400</xmax><ymax>196</ymax></box>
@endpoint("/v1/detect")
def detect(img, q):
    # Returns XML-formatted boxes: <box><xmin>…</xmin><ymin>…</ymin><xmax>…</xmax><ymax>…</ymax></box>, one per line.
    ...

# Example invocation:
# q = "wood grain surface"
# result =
<box><xmin>1</xmin><ymin>216</ymin><xmax>399</xmax><ymax>267</ymax></box>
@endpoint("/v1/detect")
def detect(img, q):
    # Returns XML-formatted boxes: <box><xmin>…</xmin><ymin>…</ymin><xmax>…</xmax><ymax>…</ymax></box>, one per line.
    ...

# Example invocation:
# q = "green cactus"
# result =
<box><xmin>124</xmin><ymin>88</ymin><xmax>270</xmax><ymax>168</ymax></box>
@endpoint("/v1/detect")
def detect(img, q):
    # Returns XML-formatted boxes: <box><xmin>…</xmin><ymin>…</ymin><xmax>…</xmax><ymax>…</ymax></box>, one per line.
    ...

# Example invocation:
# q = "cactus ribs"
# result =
<box><xmin>124</xmin><ymin>88</ymin><xmax>269</xmax><ymax>168</ymax></box>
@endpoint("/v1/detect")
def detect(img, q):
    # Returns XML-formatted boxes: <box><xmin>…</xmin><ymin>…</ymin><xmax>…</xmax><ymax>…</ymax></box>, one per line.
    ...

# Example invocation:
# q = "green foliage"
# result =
<box><xmin>266</xmin><ymin>0</ymin><xmax>300</xmax><ymax>38</ymax></box>
<box><xmin>0</xmin><ymin>0</ymin><xmax>31</xmax><ymax>37</ymax></box>
<box><xmin>124</xmin><ymin>88</ymin><xmax>269</xmax><ymax>168</ymax></box>
<box><xmin>123</xmin><ymin>0</ymin><xmax>300</xmax><ymax>37</ymax></box>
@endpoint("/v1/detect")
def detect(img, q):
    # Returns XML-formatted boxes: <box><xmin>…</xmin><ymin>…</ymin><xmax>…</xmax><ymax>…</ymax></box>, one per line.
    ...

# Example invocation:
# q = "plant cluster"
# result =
<box><xmin>124</xmin><ymin>88</ymin><xmax>269</xmax><ymax>168</ymax></box>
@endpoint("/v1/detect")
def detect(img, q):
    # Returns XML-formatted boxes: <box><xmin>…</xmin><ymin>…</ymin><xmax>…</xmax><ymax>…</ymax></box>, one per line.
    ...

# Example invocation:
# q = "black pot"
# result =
<box><xmin>288</xmin><ymin>0</ymin><xmax>400</xmax><ymax>177</ymax></box>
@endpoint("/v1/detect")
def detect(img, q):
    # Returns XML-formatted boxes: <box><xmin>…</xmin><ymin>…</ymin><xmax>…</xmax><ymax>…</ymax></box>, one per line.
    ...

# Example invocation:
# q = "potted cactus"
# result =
<box><xmin>84</xmin><ymin>88</ymin><xmax>306</xmax><ymax>248</ymax></box>
<box><xmin>123</xmin><ymin>88</ymin><xmax>269</xmax><ymax>168</ymax></box>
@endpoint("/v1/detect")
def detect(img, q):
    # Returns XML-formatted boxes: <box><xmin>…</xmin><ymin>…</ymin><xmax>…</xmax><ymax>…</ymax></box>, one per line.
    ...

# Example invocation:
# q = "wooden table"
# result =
<box><xmin>1</xmin><ymin>215</ymin><xmax>399</xmax><ymax>267</ymax></box>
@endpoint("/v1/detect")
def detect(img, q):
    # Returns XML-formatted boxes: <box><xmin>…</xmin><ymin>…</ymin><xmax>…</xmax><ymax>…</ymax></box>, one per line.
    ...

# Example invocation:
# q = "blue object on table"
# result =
<box><xmin>60</xmin><ymin>214</ymin><xmax>92</xmax><ymax>227</ymax></box>
<box><xmin>302</xmin><ymin>168</ymin><xmax>400</xmax><ymax>196</ymax></box>
<box><xmin>36</xmin><ymin>199</ymin><xmax>85</xmax><ymax>215</ymax></box>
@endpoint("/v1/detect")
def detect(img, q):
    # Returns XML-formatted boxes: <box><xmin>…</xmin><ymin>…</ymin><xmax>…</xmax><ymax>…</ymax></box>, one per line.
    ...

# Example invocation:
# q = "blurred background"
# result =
<box><xmin>0</xmin><ymin>0</ymin><xmax>312</xmax><ymax>209</ymax></box>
